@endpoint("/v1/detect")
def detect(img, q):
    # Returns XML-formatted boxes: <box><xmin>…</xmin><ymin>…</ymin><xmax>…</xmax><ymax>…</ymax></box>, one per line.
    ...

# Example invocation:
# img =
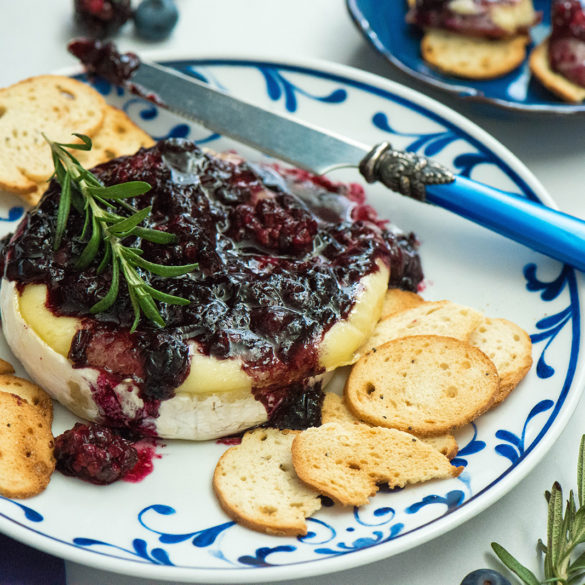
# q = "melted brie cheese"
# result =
<box><xmin>19</xmin><ymin>284</ymin><xmax>81</xmax><ymax>357</ymax></box>
<box><xmin>445</xmin><ymin>0</ymin><xmax>536</xmax><ymax>34</ymax></box>
<box><xmin>2</xmin><ymin>259</ymin><xmax>388</xmax><ymax>439</ymax></box>
<box><xmin>490</xmin><ymin>0</ymin><xmax>536</xmax><ymax>34</ymax></box>
<box><xmin>319</xmin><ymin>263</ymin><xmax>389</xmax><ymax>369</ymax></box>
<box><xmin>14</xmin><ymin>260</ymin><xmax>389</xmax><ymax>393</ymax></box>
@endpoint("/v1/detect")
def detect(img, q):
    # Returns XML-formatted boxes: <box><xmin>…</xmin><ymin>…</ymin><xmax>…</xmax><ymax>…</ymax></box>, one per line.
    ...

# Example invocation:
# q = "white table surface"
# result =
<box><xmin>2</xmin><ymin>1</ymin><xmax>585</xmax><ymax>584</ymax></box>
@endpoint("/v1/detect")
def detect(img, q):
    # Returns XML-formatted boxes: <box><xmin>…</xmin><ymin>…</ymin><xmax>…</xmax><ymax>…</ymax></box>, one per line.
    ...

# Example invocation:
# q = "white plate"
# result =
<box><xmin>0</xmin><ymin>56</ymin><xmax>583</xmax><ymax>583</ymax></box>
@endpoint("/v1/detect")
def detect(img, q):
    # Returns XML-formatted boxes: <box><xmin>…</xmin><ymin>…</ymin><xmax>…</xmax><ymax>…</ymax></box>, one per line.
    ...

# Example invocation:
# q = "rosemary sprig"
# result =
<box><xmin>492</xmin><ymin>435</ymin><xmax>585</xmax><ymax>585</ymax></box>
<box><xmin>45</xmin><ymin>133</ymin><xmax>198</xmax><ymax>332</ymax></box>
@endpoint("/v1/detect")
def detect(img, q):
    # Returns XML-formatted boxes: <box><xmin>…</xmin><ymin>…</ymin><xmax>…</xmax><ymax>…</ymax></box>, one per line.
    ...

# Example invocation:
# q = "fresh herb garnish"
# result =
<box><xmin>492</xmin><ymin>435</ymin><xmax>585</xmax><ymax>585</ymax></box>
<box><xmin>45</xmin><ymin>133</ymin><xmax>198</xmax><ymax>332</ymax></box>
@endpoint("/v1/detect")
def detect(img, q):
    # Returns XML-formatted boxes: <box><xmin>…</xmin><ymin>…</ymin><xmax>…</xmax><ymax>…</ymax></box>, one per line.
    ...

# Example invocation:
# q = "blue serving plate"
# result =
<box><xmin>347</xmin><ymin>0</ymin><xmax>585</xmax><ymax>113</ymax></box>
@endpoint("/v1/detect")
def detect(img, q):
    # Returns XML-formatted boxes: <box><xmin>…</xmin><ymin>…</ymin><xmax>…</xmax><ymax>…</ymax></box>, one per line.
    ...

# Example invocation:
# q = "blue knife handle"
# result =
<box><xmin>426</xmin><ymin>176</ymin><xmax>585</xmax><ymax>271</ymax></box>
<box><xmin>359</xmin><ymin>142</ymin><xmax>585</xmax><ymax>271</ymax></box>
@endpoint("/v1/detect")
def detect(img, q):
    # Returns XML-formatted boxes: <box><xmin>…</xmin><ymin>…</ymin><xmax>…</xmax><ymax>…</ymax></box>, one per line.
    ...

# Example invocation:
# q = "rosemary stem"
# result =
<box><xmin>44</xmin><ymin>133</ymin><xmax>197</xmax><ymax>330</ymax></box>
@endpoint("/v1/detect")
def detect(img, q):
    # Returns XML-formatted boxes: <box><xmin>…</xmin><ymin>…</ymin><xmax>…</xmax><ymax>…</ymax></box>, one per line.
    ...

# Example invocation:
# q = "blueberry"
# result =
<box><xmin>460</xmin><ymin>568</ymin><xmax>512</xmax><ymax>585</ymax></box>
<box><xmin>134</xmin><ymin>0</ymin><xmax>179</xmax><ymax>41</ymax></box>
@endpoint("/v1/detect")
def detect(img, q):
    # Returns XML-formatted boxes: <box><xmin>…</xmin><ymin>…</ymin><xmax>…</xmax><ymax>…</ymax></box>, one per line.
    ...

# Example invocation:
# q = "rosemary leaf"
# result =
<box><xmin>135</xmin><ymin>286</ymin><xmax>165</xmax><ymax>328</ymax></box>
<box><xmin>108</xmin><ymin>206</ymin><xmax>152</xmax><ymax>236</ymax></box>
<box><xmin>97</xmin><ymin>242</ymin><xmax>113</xmax><ymax>274</ymax></box>
<box><xmin>125</xmin><ymin>249</ymin><xmax>198</xmax><ymax>277</ymax></box>
<box><xmin>79</xmin><ymin>203</ymin><xmax>92</xmax><ymax>241</ymax></box>
<box><xmin>87</xmin><ymin>181</ymin><xmax>151</xmax><ymax>199</ymax></box>
<box><xmin>491</xmin><ymin>542</ymin><xmax>541</xmax><ymax>585</ymax></box>
<box><xmin>133</xmin><ymin>226</ymin><xmax>176</xmax><ymax>244</ymax></box>
<box><xmin>78</xmin><ymin>167</ymin><xmax>103</xmax><ymax>188</ymax></box>
<box><xmin>76</xmin><ymin>214</ymin><xmax>101</xmax><ymax>269</ymax></box>
<box><xmin>52</xmin><ymin>152</ymin><xmax>67</xmax><ymax>186</ymax></box>
<box><xmin>579</xmin><ymin>437</ymin><xmax>585</xmax><ymax>508</ymax></box>
<box><xmin>54</xmin><ymin>172</ymin><xmax>72</xmax><ymax>250</ymax></box>
<box><xmin>143</xmin><ymin>283</ymin><xmax>191</xmax><ymax>305</ymax></box>
<box><xmin>59</xmin><ymin>133</ymin><xmax>93</xmax><ymax>151</ymax></box>
<box><xmin>127</xmin><ymin>286</ymin><xmax>142</xmax><ymax>333</ymax></box>
<box><xmin>572</xmin><ymin>507</ymin><xmax>585</xmax><ymax>539</ymax></box>
<box><xmin>568</xmin><ymin>552</ymin><xmax>585</xmax><ymax>575</ymax></box>
<box><xmin>90</xmin><ymin>255</ymin><xmax>120</xmax><ymax>313</ymax></box>
<box><xmin>547</xmin><ymin>482</ymin><xmax>564</xmax><ymax>578</ymax></box>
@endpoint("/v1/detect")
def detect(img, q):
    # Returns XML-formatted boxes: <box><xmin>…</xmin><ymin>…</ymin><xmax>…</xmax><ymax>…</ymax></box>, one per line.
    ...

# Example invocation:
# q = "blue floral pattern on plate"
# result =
<box><xmin>0</xmin><ymin>58</ymin><xmax>582</xmax><ymax>582</ymax></box>
<box><xmin>347</xmin><ymin>0</ymin><xmax>585</xmax><ymax>114</ymax></box>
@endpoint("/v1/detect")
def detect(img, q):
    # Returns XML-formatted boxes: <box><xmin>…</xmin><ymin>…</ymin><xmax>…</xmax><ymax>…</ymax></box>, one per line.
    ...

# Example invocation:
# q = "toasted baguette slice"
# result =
<box><xmin>424</xmin><ymin>434</ymin><xmax>459</xmax><ymax>460</ymax></box>
<box><xmin>0</xmin><ymin>75</ymin><xmax>106</xmax><ymax>195</ymax></box>
<box><xmin>24</xmin><ymin>105</ymin><xmax>155</xmax><ymax>206</ymax></box>
<box><xmin>322</xmin><ymin>392</ymin><xmax>458</xmax><ymax>459</ymax></box>
<box><xmin>0</xmin><ymin>374</ymin><xmax>53</xmax><ymax>424</ymax></box>
<box><xmin>469</xmin><ymin>317</ymin><xmax>532</xmax><ymax>404</ymax></box>
<box><xmin>213</xmin><ymin>428</ymin><xmax>321</xmax><ymax>536</ymax></box>
<box><xmin>0</xmin><ymin>358</ymin><xmax>14</xmax><ymax>375</ymax></box>
<box><xmin>380</xmin><ymin>288</ymin><xmax>425</xmax><ymax>320</ymax></box>
<box><xmin>362</xmin><ymin>300</ymin><xmax>483</xmax><ymax>352</ymax></box>
<box><xmin>0</xmin><ymin>391</ymin><xmax>55</xmax><ymax>498</ymax></box>
<box><xmin>322</xmin><ymin>392</ymin><xmax>359</xmax><ymax>426</ymax></box>
<box><xmin>292</xmin><ymin>422</ymin><xmax>462</xmax><ymax>506</ymax></box>
<box><xmin>346</xmin><ymin>335</ymin><xmax>499</xmax><ymax>436</ymax></box>
<box><xmin>529</xmin><ymin>40</ymin><xmax>585</xmax><ymax>103</ymax></box>
<box><xmin>421</xmin><ymin>29</ymin><xmax>529</xmax><ymax>79</ymax></box>
<box><xmin>75</xmin><ymin>105</ymin><xmax>155</xmax><ymax>170</ymax></box>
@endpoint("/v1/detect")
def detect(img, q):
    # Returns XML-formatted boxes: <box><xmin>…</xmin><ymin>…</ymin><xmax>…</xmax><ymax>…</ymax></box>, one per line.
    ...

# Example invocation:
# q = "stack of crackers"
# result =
<box><xmin>213</xmin><ymin>290</ymin><xmax>532</xmax><ymax>536</ymax></box>
<box><xmin>0</xmin><ymin>359</ymin><xmax>55</xmax><ymax>498</ymax></box>
<box><xmin>0</xmin><ymin>75</ymin><xmax>154</xmax><ymax>206</ymax></box>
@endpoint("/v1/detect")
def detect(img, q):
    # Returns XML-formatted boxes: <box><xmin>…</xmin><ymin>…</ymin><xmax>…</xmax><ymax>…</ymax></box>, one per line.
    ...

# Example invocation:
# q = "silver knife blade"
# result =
<box><xmin>127</xmin><ymin>60</ymin><xmax>585</xmax><ymax>271</ymax></box>
<box><xmin>132</xmin><ymin>62</ymin><xmax>370</xmax><ymax>175</ymax></box>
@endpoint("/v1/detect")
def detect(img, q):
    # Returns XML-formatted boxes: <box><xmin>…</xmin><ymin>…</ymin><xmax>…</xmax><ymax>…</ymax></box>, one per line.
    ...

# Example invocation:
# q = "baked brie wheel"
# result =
<box><xmin>0</xmin><ymin>269</ymin><xmax>388</xmax><ymax>440</ymax></box>
<box><xmin>0</xmin><ymin>139</ymin><xmax>422</xmax><ymax>440</ymax></box>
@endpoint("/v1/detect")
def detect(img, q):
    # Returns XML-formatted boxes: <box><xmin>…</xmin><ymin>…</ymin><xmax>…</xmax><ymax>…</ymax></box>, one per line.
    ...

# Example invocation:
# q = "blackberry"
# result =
<box><xmin>73</xmin><ymin>0</ymin><xmax>133</xmax><ymax>38</ymax></box>
<box><xmin>54</xmin><ymin>422</ymin><xmax>138</xmax><ymax>484</ymax></box>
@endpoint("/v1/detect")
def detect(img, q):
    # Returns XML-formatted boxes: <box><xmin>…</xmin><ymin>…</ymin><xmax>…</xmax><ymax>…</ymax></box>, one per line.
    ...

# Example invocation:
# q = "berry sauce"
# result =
<box><xmin>1</xmin><ymin>139</ymin><xmax>422</xmax><ymax>431</ymax></box>
<box><xmin>122</xmin><ymin>439</ymin><xmax>161</xmax><ymax>483</ymax></box>
<box><xmin>67</xmin><ymin>38</ymin><xmax>164</xmax><ymax>106</ymax></box>
<box><xmin>407</xmin><ymin>0</ymin><xmax>537</xmax><ymax>38</ymax></box>
<box><xmin>54</xmin><ymin>423</ymin><xmax>139</xmax><ymax>485</ymax></box>
<box><xmin>549</xmin><ymin>0</ymin><xmax>585</xmax><ymax>87</ymax></box>
<box><xmin>68</xmin><ymin>38</ymin><xmax>140</xmax><ymax>86</ymax></box>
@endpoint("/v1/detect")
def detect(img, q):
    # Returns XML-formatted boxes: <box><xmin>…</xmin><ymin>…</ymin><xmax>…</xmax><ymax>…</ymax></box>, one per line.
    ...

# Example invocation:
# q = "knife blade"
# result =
<box><xmin>131</xmin><ymin>61</ymin><xmax>585</xmax><ymax>272</ymax></box>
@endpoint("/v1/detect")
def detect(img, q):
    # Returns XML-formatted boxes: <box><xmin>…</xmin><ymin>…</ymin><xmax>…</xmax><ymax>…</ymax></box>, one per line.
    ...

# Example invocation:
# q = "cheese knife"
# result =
<box><xmin>127</xmin><ymin>60</ymin><xmax>585</xmax><ymax>272</ymax></box>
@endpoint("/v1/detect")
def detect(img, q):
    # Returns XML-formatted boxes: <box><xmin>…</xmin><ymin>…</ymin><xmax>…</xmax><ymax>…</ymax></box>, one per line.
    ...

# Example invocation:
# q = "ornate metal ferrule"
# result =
<box><xmin>359</xmin><ymin>142</ymin><xmax>455</xmax><ymax>202</ymax></box>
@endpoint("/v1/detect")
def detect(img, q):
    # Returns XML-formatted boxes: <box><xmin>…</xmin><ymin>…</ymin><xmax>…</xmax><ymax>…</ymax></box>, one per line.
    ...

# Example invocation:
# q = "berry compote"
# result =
<box><xmin>54</xmin><ymin>423</ymin><xmax>138</xmax><ymax>484</ymax></box>
<box><xmin>67</xmin><ymin>39</ymin><xmax>164</xmax><ymax>106</ymax></box>
<box><xmin>1</xmin><ymin>139</ymin><xmax>422</xmax><ymax>433</ymax></box>
<box><xmin>549</xmin><ymin>0</ymin><xmax>585</xmax><ymax>87</ymax></box>
<box><xmin>68</xmin><ymin>38</ymin><xmax>140</xmax><ymax>86</ymax></box>
<box><xmin>407</xmin><ymin>0</ymin><xmax>539</xmax><ymax>38</ymax></box>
